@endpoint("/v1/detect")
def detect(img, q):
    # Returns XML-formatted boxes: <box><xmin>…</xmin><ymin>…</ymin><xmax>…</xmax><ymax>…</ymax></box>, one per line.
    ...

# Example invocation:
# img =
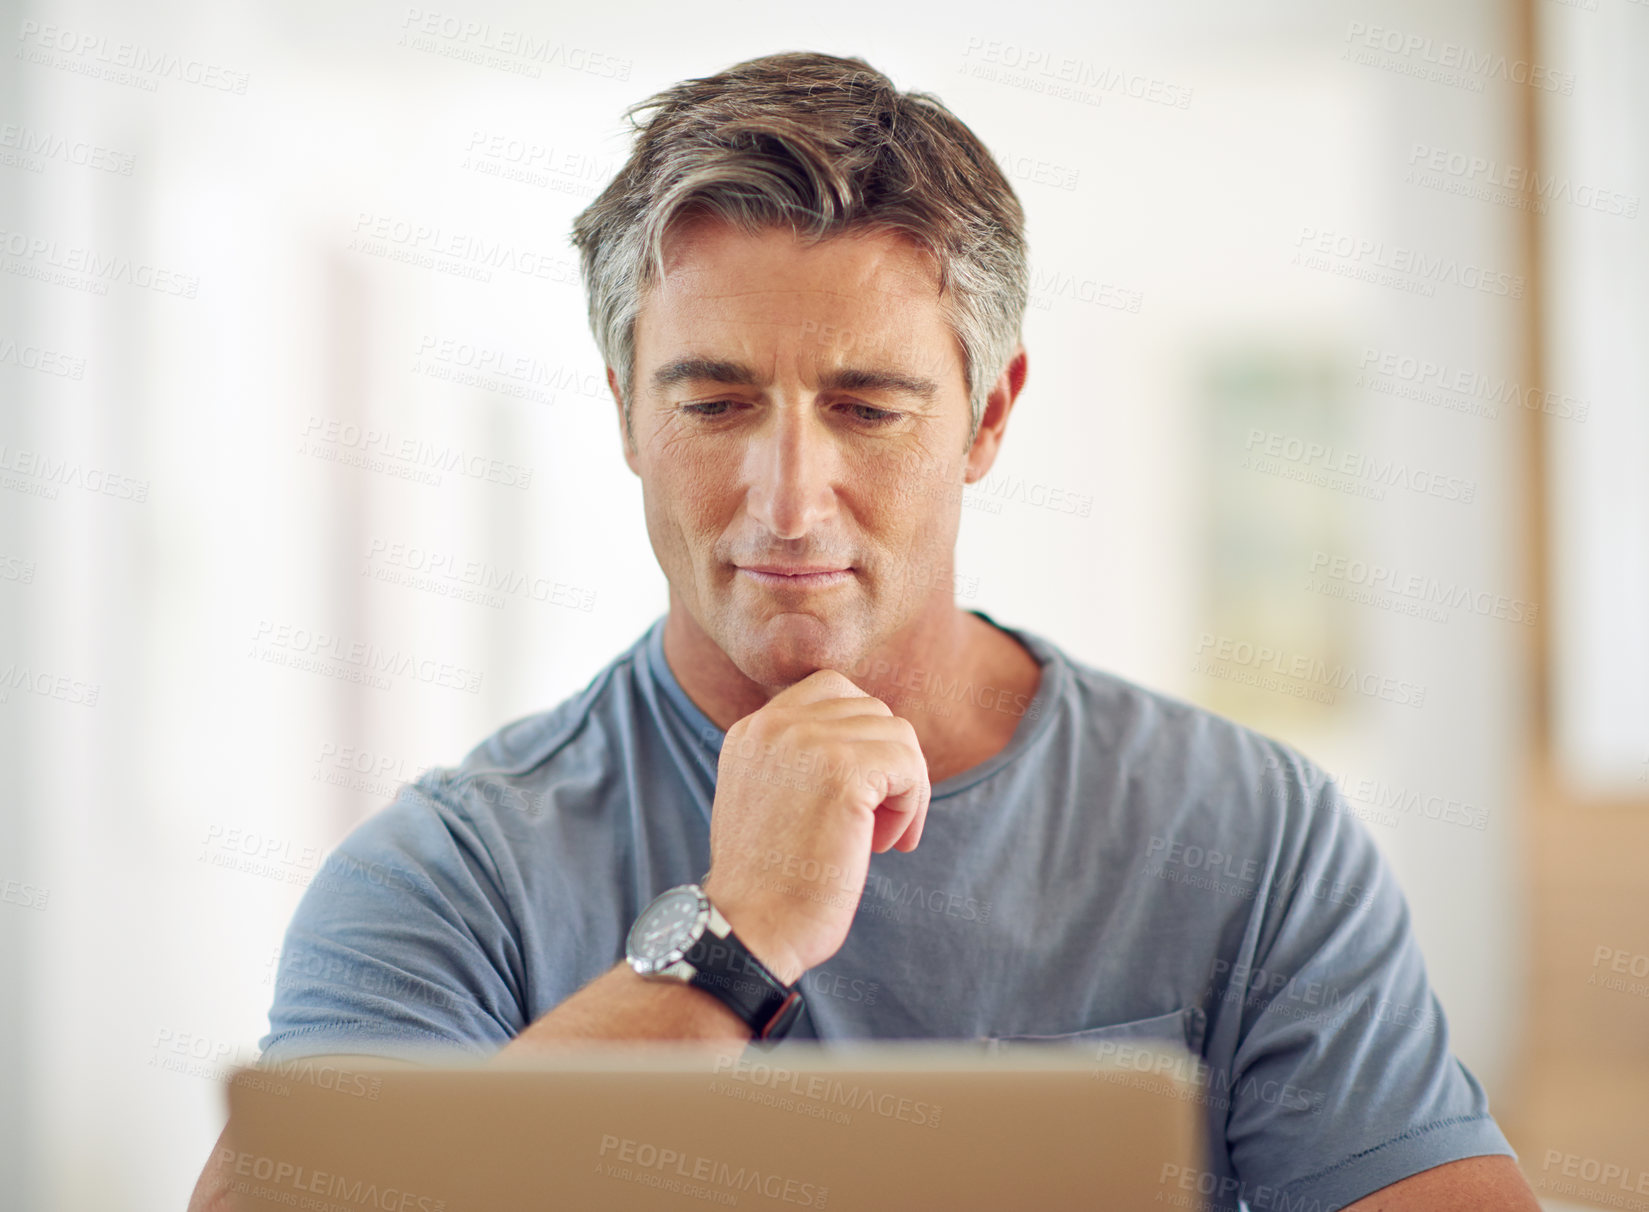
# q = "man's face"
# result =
<box><xmin>618</xmin><ymin>215</ymin><xmax>985</xmax><ymax>691</ymax></box>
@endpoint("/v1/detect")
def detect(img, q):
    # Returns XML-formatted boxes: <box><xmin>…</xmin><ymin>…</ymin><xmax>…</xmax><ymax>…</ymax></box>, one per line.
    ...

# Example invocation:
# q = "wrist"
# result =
<box><xmin>615</xmin><ymin>961</ymin><xmax>754</xmax><ymax>1042</ymax></box>
<box><xmin>701</xmin><ymin>879</ymin><xmax>807</xmax><ymax>988</ymax></box>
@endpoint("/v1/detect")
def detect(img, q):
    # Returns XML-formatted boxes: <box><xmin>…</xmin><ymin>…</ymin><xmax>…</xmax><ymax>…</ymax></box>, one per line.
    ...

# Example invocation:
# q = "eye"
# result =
<box><xmin>843</xmin><ymin>403</ymin><xmax>903</xmax><ymax>426</ymax></box>
<box><xmin>681</xmin><ymin>400</ymin><xmax>741</xmax><ymax>419</ymax></box>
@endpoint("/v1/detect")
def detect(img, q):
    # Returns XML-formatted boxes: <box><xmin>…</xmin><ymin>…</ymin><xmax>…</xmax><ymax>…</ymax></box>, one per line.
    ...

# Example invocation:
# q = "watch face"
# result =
<box><xmin>628</xmin><ymin>886</ymin><xmax>707</xmax><ymax>973</ymax></box>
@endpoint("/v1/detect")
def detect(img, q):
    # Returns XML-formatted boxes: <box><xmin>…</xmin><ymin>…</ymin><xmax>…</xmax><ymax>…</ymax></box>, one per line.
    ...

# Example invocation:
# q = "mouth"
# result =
<box><xmin>735</xmin><ymin>564</ymin><xmax>855</xmax><ymax>590</ymax></box>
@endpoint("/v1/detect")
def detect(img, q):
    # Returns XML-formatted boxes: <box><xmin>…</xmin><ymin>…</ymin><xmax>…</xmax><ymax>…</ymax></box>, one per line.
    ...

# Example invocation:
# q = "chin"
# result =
<box><xmin>727</xmin><ymin>610</ymin><xmax>862</xmax><ymax>686</ymax></box>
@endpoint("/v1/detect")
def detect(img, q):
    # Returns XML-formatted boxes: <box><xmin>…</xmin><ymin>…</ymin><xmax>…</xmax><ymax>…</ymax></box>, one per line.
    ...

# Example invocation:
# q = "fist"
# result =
<box><xmin>700</xmin><ymin>669</ymin><xmax>931</xmax><ymax>986</ymax></box>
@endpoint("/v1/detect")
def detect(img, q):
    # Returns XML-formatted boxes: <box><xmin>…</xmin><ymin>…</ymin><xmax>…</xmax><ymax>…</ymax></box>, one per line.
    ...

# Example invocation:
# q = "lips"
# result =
<box><xmin>738</xmin><ymin>565</ymin><xmax>851</xmax><ymax>576</ymax></box>
<box><xmin>735</xmin><ymin>565</ymin><xmax>855</xmax><ymax>588</ymax></box>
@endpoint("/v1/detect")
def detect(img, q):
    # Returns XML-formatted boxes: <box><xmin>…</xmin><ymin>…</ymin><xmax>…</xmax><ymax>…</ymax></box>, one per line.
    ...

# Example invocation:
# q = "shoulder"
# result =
<box><xmin>423</xmin><ymin>628</ymin><xmax>655</xmax><ymax>821</ymax></box>
<box><xmin>1030</xmin><ymin>630</ymin><xmax>1346</xmax><ymax>867</ymax></box>
<box><xmin>1034</xmin><ymin>636</ymin><xmax>1395</xmax><ymax>945</ymax></box>
<box><xmin>460</xmin><ymin>632</ymin><xmax>646</xmax><ymax>777</ymax></box>
<box><xmin>323</xmin><ymin>628</ymin><xmax>656</xmax><ymax>880</ymax></box>
<box><xmin>1050</xmin><ymin>635</ymin><xmax>1326</xmax><ymax>803</ymax></box>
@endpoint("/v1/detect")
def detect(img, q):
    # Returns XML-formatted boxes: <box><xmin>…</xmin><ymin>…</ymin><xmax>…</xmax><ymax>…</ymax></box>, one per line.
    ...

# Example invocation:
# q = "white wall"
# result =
<box><xmin>1539</xmin><ymin>0</ymin><xmax>1649</xmax><ymax>794</ymax></box>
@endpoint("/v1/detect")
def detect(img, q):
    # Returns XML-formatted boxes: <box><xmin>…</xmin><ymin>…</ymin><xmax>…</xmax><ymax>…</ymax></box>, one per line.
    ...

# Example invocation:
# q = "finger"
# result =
<box><xmin>870</xmin><ymin>809</ymin><xmax>904</xmax><ymax>853</ymax></box>
<box><xmin>874</xmin><ymin>775</ymin><xmax>929</xmax><ymax>853</ymax></box>
<box><xmin>785</xmin><ymin>694</ymin><xmax>896</xmax><ymax>722</ymax></box>
<box><xmin>893</xmin><ymin>801</ymin><xmax>926</xmax><ymax>852</ymax></box>
<box><xmin>725</xmin><ymin>710</ymin><xmax>914</xmax><ymax>784</ymax></box>
<box><xmin>855</xmin><ymin>741</ymin><xmax>930</xmax><ymax>851</ymax></box>
<box><xmin>741</xmin><ymin>711</ymin><xmax>919</xmax><ymax>770</ymax></box>
<box><xmin>770</xmin><ymin>667</ymin><xmax>874</xmax><ymax>707</ymax></box>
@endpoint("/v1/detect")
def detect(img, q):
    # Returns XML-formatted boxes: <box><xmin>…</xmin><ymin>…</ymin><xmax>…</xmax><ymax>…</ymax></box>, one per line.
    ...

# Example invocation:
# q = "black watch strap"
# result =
<box><xmin>684</xmin><ymin>911</ymin><xmax>805</xmax><ymax>1045</ymax></box>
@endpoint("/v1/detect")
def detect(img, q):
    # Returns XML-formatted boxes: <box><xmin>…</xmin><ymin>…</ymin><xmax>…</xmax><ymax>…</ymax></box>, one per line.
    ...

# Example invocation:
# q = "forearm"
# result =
<box><xmin>491</xmin><ymin>961</ymin><xmax>754</xmax><ymax>1060</ymax></box>
<box><xmin>494</xmin><ymin>872</ymin><xmax>813</xmax><ymax>1062</ymax></box>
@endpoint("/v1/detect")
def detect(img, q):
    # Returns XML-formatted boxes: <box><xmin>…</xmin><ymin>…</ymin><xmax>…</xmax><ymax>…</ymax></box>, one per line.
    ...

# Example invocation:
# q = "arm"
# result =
<box><xmin>496</xmin><ymin>670</ymin><xmax>924</xmax><ymax>1059</ymax></box>
<box><xmin>1212</xmin><ymin>752</ymin><xmax>1523</xmax><ymax>1205</ymax></box>
<box><xmin>185</xmin><ymin>1125</ymin><xmax>237</xmax><ymax>1212</ymax></box>
<box><xmin>190</xmin><ymin>893</ymin><xmax>799</xmax><ymax>1208</ymax></box>
<box><xmin>211</xmin><ymin>672</ymin><xmax>924</xmax><ymax>1208</ymax></box>
<box><xmin>210</xmin><ymin>672</ymin><xmax>925</xmax><ymax>1203</ymax></box>
<box><xmin>491</xmin><ymin>880</ymin><xmax>806</xmax><ymax>1062</ymax></box>
<box><xmin>1341</xmin><ymin>1155</ymin><xmax>1541</xmax><ymax>1210</ymax></box>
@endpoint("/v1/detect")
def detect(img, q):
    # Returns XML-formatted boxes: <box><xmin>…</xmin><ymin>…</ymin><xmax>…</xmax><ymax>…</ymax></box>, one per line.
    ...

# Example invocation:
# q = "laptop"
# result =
<box><xmin>219</xmin><ymin>1040</ymin><xmax>1206</xmax><ymax>1211</ymax></box>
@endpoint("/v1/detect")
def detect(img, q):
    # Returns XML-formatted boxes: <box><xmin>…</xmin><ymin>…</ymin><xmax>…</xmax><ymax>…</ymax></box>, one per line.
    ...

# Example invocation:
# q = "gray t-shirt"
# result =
<box><xmin>260</xmin><ymin>609</ymin><xmax>1515</xmax><ymax>1208</ymax></box>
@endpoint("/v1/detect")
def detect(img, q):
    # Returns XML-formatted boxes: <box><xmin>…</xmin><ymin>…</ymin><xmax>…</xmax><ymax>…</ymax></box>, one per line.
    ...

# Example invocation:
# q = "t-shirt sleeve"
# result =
<box><xmin>257</xmin><ymin>773</ymin><xmax>528</xmax><ymax>1065</ymax></box>
<box><xmin>1220</xmin><ymin>763</ymin><xmax>1516</xmax><ymax>1208</ymax></box>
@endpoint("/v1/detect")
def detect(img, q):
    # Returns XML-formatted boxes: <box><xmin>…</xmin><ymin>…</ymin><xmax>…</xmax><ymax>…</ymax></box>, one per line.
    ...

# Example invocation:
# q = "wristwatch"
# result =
<box><xmin>625</xmin><ymin>883</ymin><xmax>805</xmax><ymax>1045</ymax></box>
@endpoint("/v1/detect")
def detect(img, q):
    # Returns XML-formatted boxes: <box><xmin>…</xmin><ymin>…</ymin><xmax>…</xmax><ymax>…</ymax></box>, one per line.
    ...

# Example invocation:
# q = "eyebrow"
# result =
<box><xmin>649</xmin><ymin>357</ymin><xmax>940</xmax><ymax>401</ymax></box>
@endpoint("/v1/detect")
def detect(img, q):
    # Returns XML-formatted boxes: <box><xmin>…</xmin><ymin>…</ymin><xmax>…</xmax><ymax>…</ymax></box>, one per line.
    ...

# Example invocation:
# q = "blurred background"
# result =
<box><xmin>2</xmin><ymin>0</ymin><xmax>1646</xmax><ymax>1207</ymax></box>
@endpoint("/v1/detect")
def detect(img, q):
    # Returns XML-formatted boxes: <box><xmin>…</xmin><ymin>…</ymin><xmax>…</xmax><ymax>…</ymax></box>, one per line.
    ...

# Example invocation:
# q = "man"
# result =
<box><xmin>191</xmin><ymin>51</ymin><xmax>1539</xmax><ymax>1210</ymax></box>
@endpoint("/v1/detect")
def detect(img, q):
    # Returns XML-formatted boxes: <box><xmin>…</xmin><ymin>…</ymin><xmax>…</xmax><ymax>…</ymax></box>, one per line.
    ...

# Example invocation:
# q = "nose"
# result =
<box><xmin>744</xmin><ymin>402</ymin><xmax>838</xmax><ymax>540</ymax></box>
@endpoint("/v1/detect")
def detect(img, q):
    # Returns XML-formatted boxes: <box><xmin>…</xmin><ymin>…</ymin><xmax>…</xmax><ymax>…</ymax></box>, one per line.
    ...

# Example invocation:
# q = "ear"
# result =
<box><xmin>609</xmin><ymin>366</ymin><xmax>640</xmax><ymax>476</ymax></box>
<box><xmin>963</xmin><ymin>342</ymin><xmax>1028</xmax><ymax>484</ymax></box>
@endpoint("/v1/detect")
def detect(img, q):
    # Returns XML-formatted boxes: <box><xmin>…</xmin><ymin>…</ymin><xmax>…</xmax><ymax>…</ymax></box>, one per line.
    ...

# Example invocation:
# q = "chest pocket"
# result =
<box><xmin>980</xmin><ymin>1006</ymin><xmax>1207</xmax><ymax>1058</ymax></box>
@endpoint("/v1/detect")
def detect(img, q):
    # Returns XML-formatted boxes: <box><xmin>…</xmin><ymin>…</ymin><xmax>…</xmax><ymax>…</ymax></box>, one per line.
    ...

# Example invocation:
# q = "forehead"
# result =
<box><xmin>636</xmin><ymin>217</ymin><xmax>956</xmax><ymax>373</ymax></box>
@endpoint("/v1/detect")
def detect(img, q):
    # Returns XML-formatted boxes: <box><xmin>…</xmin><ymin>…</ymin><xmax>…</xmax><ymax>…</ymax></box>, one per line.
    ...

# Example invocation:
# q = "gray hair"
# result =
<box><xmin>569</xmin><ymin>51</ymin><xmax>1029</xmax><ymax>452</ymax></box>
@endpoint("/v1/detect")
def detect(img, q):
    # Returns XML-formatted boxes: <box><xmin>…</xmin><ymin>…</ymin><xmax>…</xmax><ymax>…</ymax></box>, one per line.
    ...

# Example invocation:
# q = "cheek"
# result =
<box><xmin>860</xmin><ymin>455</ymin><xmax>962</xmax><ymax>530</ymax></box>
<box><xmin>647</xmin><ymin>458</ymin><xmax>732</xmax><ymax>543</ymax></box>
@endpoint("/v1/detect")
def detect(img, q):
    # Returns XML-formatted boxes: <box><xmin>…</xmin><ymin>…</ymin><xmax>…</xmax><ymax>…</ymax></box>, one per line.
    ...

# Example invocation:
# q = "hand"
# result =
<box><xmin>700</xmin><ymin>669</ymin><xmax>931</xmax><ymax>987</ymax></box>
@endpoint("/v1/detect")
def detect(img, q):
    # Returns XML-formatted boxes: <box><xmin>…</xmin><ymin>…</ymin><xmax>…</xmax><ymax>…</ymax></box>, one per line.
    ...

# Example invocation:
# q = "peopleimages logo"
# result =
<box><xmin>411</xmin><ymin>333</ymin><xmax>605</xmax><ymax>406</ymax></box>
<box><xmin>597</xmin><ymin>1135</ymin><xmax>828</xmax><ymax>1208</ymax></box>
<box><xmin>297</xmin><ymin>415</ymin><xmax>533</xmax><ymax>490</ymax></box>
<box><xmin>1406</xmin><ymin>143</ymin><xmax>1639</xmax><ymax>219</ymax></box>
<box><xmin>1292</xmin><ymin>226</ymin><xmax>1523</xmax><ymax>299</ymax></box>
<box><xmin>458</xmin><ymin>130</ymin><xmax>614</xmax><ymax>198</ymax></box>
<box><xmin>1341</xmin><ymin>21</ymin><xmax>1575</xmax><ymax>95</ymax></box>
<box><xmin>248</xmin><ymin>619</ymin><xmax>484</xmax><ymax>694</ymax></box>
<box><xmin>0</xmin><ymin>225</ymin><xmax>199</xmax><ymax>298</ymax></box>
<box><xmin>1306</xmin><ymin>550</ymin><xmax>1537</xmax><ymax>627</ymax></box>
<box><xmin>1241</xmin><ymin>428</ymin><xmax>1477</xmax><ymax>504</ymax></box>
<box><xmin>349</xmin><ymin>211</ymin><xmax>581</xmax><ymax>286</ymax></box>
<box><xmin>1253</xmin><ymin>752</ymin><xmax>1489</xmax><ymax>833</ymax></box>
<box><xmin>1160</xmin><ymin>1162</ymin><xmax>1339</xmax><ymax>1212</ymax></box>
<box><xmin>0</xmin><ymin>122</ymin><xmax>136</xmax><ymax>175</ymax></box>
<box><xmin>960</xmin><ymin>36</ymin><xmax>1195</xmax><ymax>108</ymax></box>
<box><xmin>992</xmin><ymin>147</ymin><xmax>1081</xmax><ymax>192</ymax></box>
<box><xmin>1536</xmin><ymin>1149</ymin><xmax>1649</xmax><ymax>1201</ymax></box>
<box><xmin>1026</xmin><ymin>264</ymin><xmax>1144</xmax><ymax>315</ymax></box>
<box><xmin>1206</xmin><ymin>957</ymin><xmax>1439</xmax><ymax>1036</ymax></box>
<box><xmin>1145</xmin><ymin>835</ymin><xmax>1369</xmax><ymax>912</ymax></box>
<box><xmin>0</xmin><ymin>875</ymin><xmax>49</xmax><ymax>910</ymax></box>
<box><xmin>0</xmin><ymin>443</ymin><xmax>149</xmax><ymax>503</ymax></box>
<box><xmin>396</xmin><ymin>10</ymin><xmax>632</xmax><ymax>81</ymax></box>
<box><xmin>710</xmin><ymin>1053</ymin><xmax>943</xmax><ymax>1127</ymax></box>
<box><xmin>214</xmin><ymin>1149</ymin><xmax>445</xmax><ymax>1212</ymax></box>
<box><xmin>1590</xmin><ymin>945</ymin><xmax>1649</xmax><ymax>999</ymax></box>
<box><xmin>1192</xmin><ymin>631</ymin><xmax>1427</xmax><ymax>709</ymax></box>
<box><xmin>1356</xmin><ymin>347</ymin><xmax>1590</xmax><ymax>424</ymax></box>
<box><xmin>0</xmin><ymin>336</ymin><xmax>87</xmax><ymax>379</ymax></box>
<box><xmin>1090</xmin><ymin>1039</ymin><xmax>1328</xmax><ymax>1115</ymax></box>
<box><xmin>0</xmin><ymin>662</ymin><xmax>100</xmax><ymax>707</ymax></box>
<box><xmin>15</xmin><ymin>20</ymin><xmax>252</xmax><ymax>94</ymax></box>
